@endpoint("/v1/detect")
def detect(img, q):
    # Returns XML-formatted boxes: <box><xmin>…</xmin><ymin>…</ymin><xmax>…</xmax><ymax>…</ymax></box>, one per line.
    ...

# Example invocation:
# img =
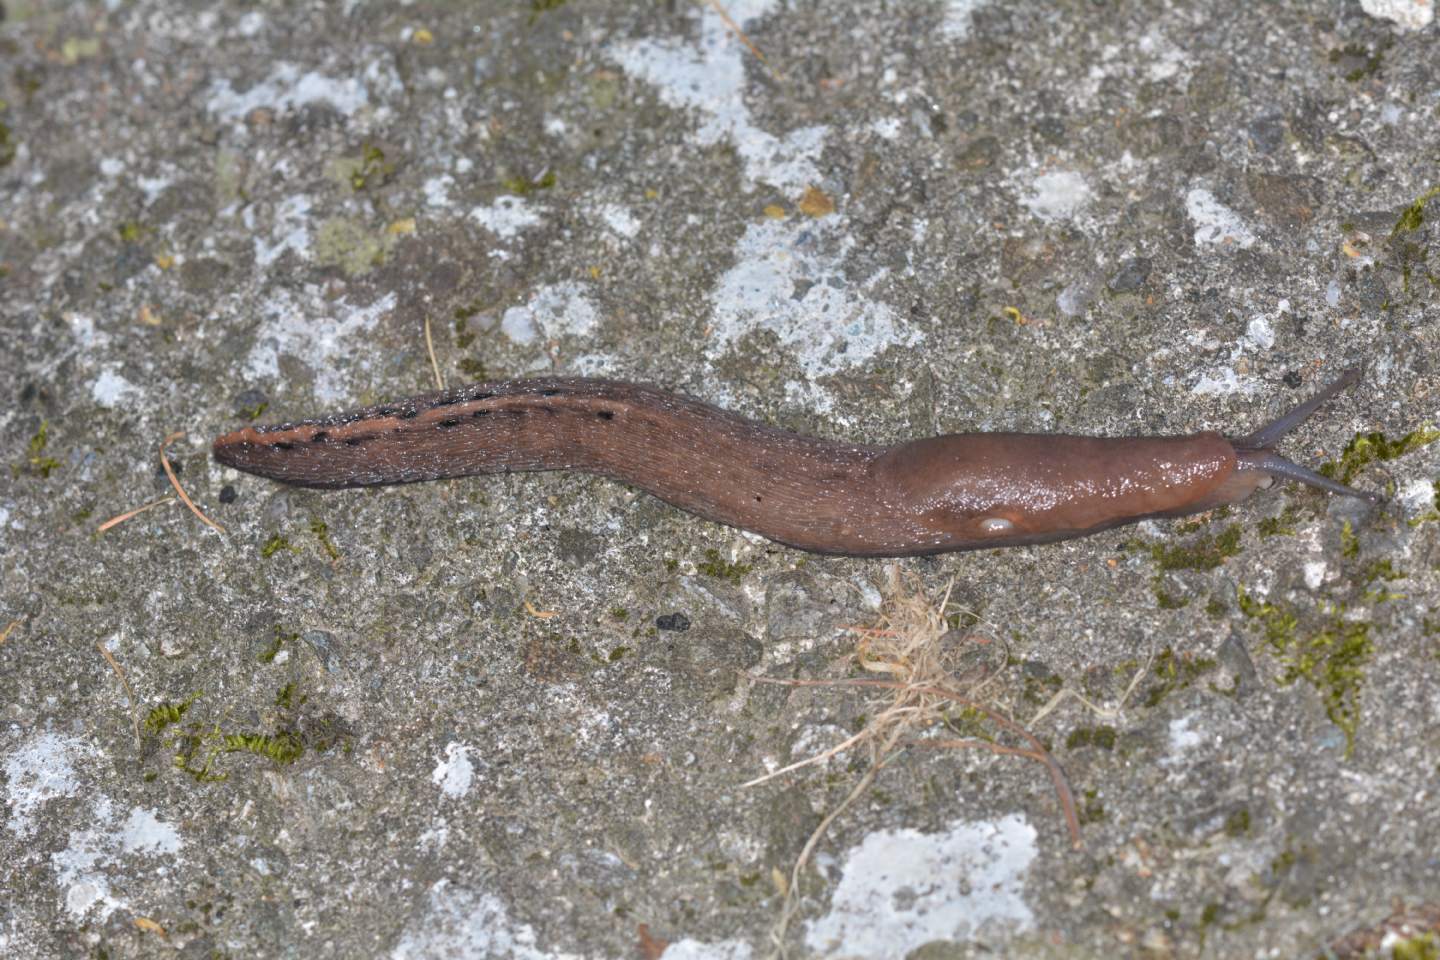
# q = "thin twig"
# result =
<box><xmin>96</xmin><ymin>496</ymin><xmax>177</xmax><ymax>533</ymax></box>
<box><xmin>96</xmin><ymin>643</ymin><xmax>143</xmax><ymax>749</ymax></box>
<box><xmin>424</xmin><ymin>314</ymin><xmax>445</xmax><ymax>391</ymax></box>
<box><xmin>1028</xmin><ymin>646</ymin><xmax>1154</xmax><ymax>727</ymax></box>
<box><xmin>160</xmin><ymin>432</ymin><xmax>225</xmax><ymax>533</ymax></box>
<box><xmin>767</xmin><ymin>740</ymin><xmax>897</xmax><ymax>958</ymax></box>
<box><xmin>744</xmin><ymin>672</ymin><xmax>1082</xmax><ymax>848</ymax></box>
<box><xmin>0</xmin><ymin>619</ymin><xmax>19</xmax><ymax>645</ymax></box>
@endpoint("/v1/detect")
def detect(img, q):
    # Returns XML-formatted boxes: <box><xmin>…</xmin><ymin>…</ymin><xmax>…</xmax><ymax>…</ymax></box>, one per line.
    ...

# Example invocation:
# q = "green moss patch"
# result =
<box><xmin>1320</xmin><ymin>429</ymin><xmax>1440</xmax><ymax>485</ymax></box>
<box><xmin>1238</xmin><ymin>586</ymin><xmax>1371</xmax><ymax>755</ymax></box>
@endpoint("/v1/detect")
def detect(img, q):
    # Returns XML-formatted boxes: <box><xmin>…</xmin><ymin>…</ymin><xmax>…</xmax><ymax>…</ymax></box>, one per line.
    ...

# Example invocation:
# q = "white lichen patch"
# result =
<box><xmin>241</xmin><ymin>288</ymin><xmax>396</xmax><ymax>405</ymax></box>
<box><xmin>805</xmin><ymin>815</ymin><xmax>1037</xmax><ymax>958</ymax></box>
<box><xmin>611</xmin><ymin>0</ymin><xmax>826</xmax><ymax>194</ymax></box>
<box><xmin>5</xmin><ymin>733</ymin><xmax>97</xmax><ymax>839</ymax></box>
<box><xmin>499</xmin><ymin>281</ymin><xmax>601</xmax><ymax>345</ymax></box>
<box><xmin>89</xmin><ymin>365</ymin><xmax>142</xmax><ymax>408</ymax></box>
<box><xmin>595</xmin><ymin>202</ymin><xmax>641</xmax><ymax>239</ymax></box>
<box><xmin>939</xmin><ymin>0</ymin><xmax>993</xmax><ymax>41</ymax></box>
<box><xmin>390</xmin><ymin>879</ymin><xmax>582</xmax><ymax>960</ymax></box>
<box><xmin>661</xmin><ymin>939</ymin><xmax>754</xmax><ymax>960</ymax></box>
<box><xmin>206</xmin><ymin>62</ymin><xmax>371</xmax><ymax>121</ymax></box>
<box><xmin>430</xmin><ymin>742</ymin><xmax>475</xmax><ymax>800</ymax></box>
<box><xmin>50</xmin><ymin>798</ymin><xmax>184</xmax><ymax>921</ymax></box>
<box><xmin>1021</xmin><ymin>170</ymin><xmax>1093</xmax><ymax>223</ymax></box>
<box><xmin>1185</xmin><ymin>188</ymin><xmax>1258</xmax><ymax>249</ymax></box>
<box><xmin>1360</xmin><ymin>0</ymin><xmax>1433</xmax><ymax>31</ymax></box>
<box><xmin>707</xmin><ymin>218</ymin><xmax>918</xmax><ymax>381</ymax></box>
<box><xmin>469</xmin><ymin>196</ymin><xmax>542</xmax><ymax>241</ymax></box>
<box><xmin>252</xmin><ymin>193</ymin><xmax>314</xmax><ymax>268</ymax></box>
<box><xmin>1163</xmin><ymin>714</ymin><xmax>1204</xmax><ymax>765</ymax></box>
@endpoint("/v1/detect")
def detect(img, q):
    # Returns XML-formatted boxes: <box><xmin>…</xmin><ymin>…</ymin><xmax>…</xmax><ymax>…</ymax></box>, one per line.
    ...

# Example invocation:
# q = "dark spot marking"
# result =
<box><xmin>596</xmin><ymin>410</ymin><xmax>614</xmax><ymax>420</ymax></box>
<box><xmin>272</xmin><ymin>441</ymin><xmax>296</xmax><ymax>452</ymax></box>
<box><xmin>471</xmin><ymin>409</ymin><xmax>490</xmax><ymax>418</ymax></box>
<box><xmin>374</xmin><ymin>407</ymin><xmax>397</xmax><ymax>417</ymax></box>
<box><xmin>754</xmin><ymin>495</ymin><xmax>762</xmax><ymax>502</ymax></box>
<box><xmin>471</xmin><ymin>391</ymin><xmax>494</xmax><ymax>401</ymax></box>
<box><xmin>343</xmin><ymin>436</ymin><xmax>371</xmax><ymax>447</ymax></box>
<box><xmin>431</xmin><ymin>396</ymin><xmax>466</xmax><ymax>408</ymax></box>
<box><xmin>311</xmin><ymin>431</ymin><xmax>329</xmax><ymax>443</ymax></box>
<box><xmin>540</xmin><ymin>388</ymin><xmax>562</xmax><ymax>397</ymax></box>
<box><xmin>438</xmin><ymin>419</ymin><xmax>461</xmax><ymax>429</ymax></box>
<box><xmin>400</xmin><ymin>409</ymin><xmax>419</xmax><ymax>420</ymax></box>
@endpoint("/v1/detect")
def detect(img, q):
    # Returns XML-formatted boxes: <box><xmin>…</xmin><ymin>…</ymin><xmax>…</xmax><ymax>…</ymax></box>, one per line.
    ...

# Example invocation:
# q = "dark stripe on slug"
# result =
<box><xmin>438</xmin><ymin>419</ymin><xmax>461</xmax><ymax>429</ymax></box>
<box><xmin>272</xmin><ymin>441</ymin><xmax>295</xmax><ymax>451</ymax></box>
<box><xmin>311</xmin><ymin>431</ymin><xmax>329</xmax><ymax>442</ymax></box>
<box><xmin>596</xmin><ymin>410</ymin><xmax>614</xmax><ymax>420</ymax></box>
<box><xmin>400</xmin><ymin>409</ymin><xmax>419</xmax><ymax>420</ymax></box>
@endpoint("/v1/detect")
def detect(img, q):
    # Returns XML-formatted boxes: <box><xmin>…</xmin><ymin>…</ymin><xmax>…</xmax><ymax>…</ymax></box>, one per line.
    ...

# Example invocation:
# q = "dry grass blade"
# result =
<box><xmin>161</xmin><ymin>431</ymin><xmax>225</xmax><ymax>534</ymax></box>
<box><xmin>97</xmin><ymin>642</ymin><xmax>143</xmax><ymax>749</ymax></box>
<box><xmin>96</xmin><ymin>495</ymin><xmax>177</xmax><ymax>533</ymax></box>
<box><xmin>747</xmin><ymin>566</ymin><xmax>1080</xmax><ymax>958</ymax></box>
<box><xmin>708</xmin><ymin>0</ymin><xmax>782</xmax><ymax>80</ymax></box>
<box><xmin>425</xmin><ymin>313</ymin><xmax>445</xmax><ymax>391</ymax></box>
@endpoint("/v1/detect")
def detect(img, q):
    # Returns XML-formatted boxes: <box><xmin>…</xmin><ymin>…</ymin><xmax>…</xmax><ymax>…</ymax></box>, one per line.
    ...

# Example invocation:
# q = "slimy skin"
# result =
<box><xmin>212</xmin><ymin>369</ymin><xmax>1376</xmax><ymax>557</ymax></box>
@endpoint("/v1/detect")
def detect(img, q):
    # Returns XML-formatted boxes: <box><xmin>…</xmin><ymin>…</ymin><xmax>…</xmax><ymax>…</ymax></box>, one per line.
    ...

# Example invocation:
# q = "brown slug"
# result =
<box><xmin>212</xmin><ymin>367</ymin><xmax>1377</xmax><ymax>557</ymax></box>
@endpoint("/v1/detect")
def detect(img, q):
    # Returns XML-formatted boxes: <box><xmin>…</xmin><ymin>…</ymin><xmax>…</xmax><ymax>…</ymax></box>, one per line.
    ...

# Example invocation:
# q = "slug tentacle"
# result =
<box><xmin>1226</xmin><ymin>366</ymin><xmax>1378</xmax><ymax>503</ymax></box>
<box><xmin>1234</xmin><ymin>449</ymin><xmax>1377</xmax><ymax>502</ymax></box>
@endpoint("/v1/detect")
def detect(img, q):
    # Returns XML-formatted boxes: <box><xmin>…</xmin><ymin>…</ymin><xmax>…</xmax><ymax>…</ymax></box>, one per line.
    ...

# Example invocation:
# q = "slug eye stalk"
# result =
<box><xmin>1230</xmin><ymin>366</ymin><xmax>1380</xmax><ymax>503</ymax></box>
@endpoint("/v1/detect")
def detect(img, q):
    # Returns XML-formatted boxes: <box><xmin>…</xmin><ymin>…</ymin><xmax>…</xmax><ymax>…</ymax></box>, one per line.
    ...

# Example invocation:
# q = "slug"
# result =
<box><xmin>212</xmin><ymin>367</ymin><xmax>1377</xmax><ymax>557</ymax></box>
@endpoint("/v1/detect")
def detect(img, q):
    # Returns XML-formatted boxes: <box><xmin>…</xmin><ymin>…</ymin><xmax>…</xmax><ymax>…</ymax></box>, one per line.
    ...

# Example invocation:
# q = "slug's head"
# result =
<box><xmin>1227</xmin><ymin>365</ymin><xmax>1380</xmax><ymax>505</ymax></box>
<box><xmin>876</xmin><ymin>432</ymin><xmax>1246</xmax><ymax>549</ymax></box>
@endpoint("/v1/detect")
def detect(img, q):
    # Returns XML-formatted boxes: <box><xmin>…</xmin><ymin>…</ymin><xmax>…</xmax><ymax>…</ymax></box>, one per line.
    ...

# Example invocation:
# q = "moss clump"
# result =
<box><xmin>222</xmin><ymin>731</ymin><xmax>304</xmax><ymax>765</ymax></box>
<box><xmin>309</xmin><ymin>518</ymin><xmax>340</xmax><ymax>560</ymax></box>
<box><xmin>1257</xmin><ymin>506</ymin><xmax>1301</xmax><ymax>539</ymax></box>
<box><xmin>0</xmin><ymin>98</ymin><xmax>15</xmax><ymax>168</ymax></box>
<box><xmin>1223</xmin><ymin>808</ymin><xmax>1251</xmax><ymax>837</ymax></box>
<box><xmin>18</xmin><ymin>421</ymin><xmax>61</xmax><ymax>478</ymax></box>
<box><xmin>500</xmin><ymin>169</ymin><xmax>556</xmax><ymax>196</ymax></box>
<box><xmin>1319</xmin><ymin>429</ymin><xmax>1440</xmax><ymax>485</ymax></box>
<box><xmin>1152</xmin><ymin>582</ymin><xmax>1191</xmax><ymax>609</ymax></box>
<box><xmin>1142</xmin><ymin>647</ymin><xmax>1217</xmax><ymax>707</ymax></box>
<box><xmin>1391</xmin><ymin>184</ymin><xmax>1440</xmax><ymax>236</ymax></box>
<box><xmin>1151</xmin><ymin>525</ymin><xmax>1242</xmax><ymax>571</ymax></box>
<box><xmin>260</xmin><ymin>534</ymin><xmax>294</xmax><ymax>558</ymax></box>
<box><xmin>1237</xmin><ymin>586</ymin><xmax>1371</xmax><ymax>755</ymax></box>
<box><xmin>1391</xmin><ymin>932</ymin><xmax>1438</xmax><ymax>960</ymax></box>
<box><xmin>453</xmin><ymin>315</ymin><xmax>476</xmax><ymax>349</ymax></box>
<box><xmin>257</xmin><ymin>630</ymin><xmax>292</xmax><ymax>663</ymax></box>
<box><xmin>456</xmin><ymin>357</ymin><xmax>489</xmax><ymax>379</ymax></box>
<box><xmin>144</xmin><ymin>693</ymin><xmax>201</xmax><ymax>735</ymax></box>
<box><xmin>697</xmin><ymin>548</ymin><xmax>751</xmax><ymax>583</ymax></box>
<box><xmin>1065</xmin><ymin>725</ymin><xmax>1117</xmax><ymax>750</ymax></box>
<box><xmin>349</xmin><ymin>144</ymin><xmax>396</xmax><ymax>191</ymax></box>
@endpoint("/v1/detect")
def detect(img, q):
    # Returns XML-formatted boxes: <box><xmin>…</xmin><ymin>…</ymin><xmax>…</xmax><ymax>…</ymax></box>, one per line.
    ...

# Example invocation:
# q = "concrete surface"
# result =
<box><xmin>2</xmin><ymin>0</ymin><xmax>1439</xmax><ymax>957</ymax></box>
